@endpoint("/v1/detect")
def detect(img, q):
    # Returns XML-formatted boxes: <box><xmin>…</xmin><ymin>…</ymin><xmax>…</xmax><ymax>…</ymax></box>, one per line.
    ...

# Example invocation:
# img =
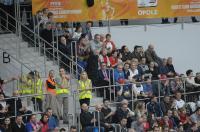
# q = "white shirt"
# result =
<box><xmin>175</xmin><ymin>99</ymin><xmax>185</xmax><ymax>109</ymax></box>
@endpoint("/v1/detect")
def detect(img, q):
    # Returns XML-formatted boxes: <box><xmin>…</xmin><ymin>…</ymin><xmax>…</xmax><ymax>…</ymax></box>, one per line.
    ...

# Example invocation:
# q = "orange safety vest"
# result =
<box><xmin>46</xmin><ymin>77</ymin><xmax>56</xmax><ymax>95</ymax></box>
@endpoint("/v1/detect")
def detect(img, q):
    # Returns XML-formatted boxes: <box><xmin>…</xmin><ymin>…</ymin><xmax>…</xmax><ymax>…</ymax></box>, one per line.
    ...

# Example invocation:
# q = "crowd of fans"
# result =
<box><xmin>1</xmin><ymin>8</ymin><xmax>200</xmax><ymax>132</ymax></box>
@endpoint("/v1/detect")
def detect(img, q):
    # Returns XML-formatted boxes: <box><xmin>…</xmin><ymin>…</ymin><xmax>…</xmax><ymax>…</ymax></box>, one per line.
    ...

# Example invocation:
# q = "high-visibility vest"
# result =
<box><xmin>46</xmin><ymin>78</ymin><xmax>57</xmax><ymax>95</ymax></box>
<box><xmin>78</xmin><ymin>79</ymin><xmax>92</xmax><ymax>99</ymax></box>
<box><xmin>19</xmin><ymin>75</ymin><xmax>33</xmax><ymax>95</ymax></box>
<box><xmin>34</xmin><ymin>79</ymin><xmax>43</xmax><ymax>99</ymax></box>
<box><xmin>56</xmin><ymin>77</ymin><xmax>70</xmax><ymax>95</ymax></box>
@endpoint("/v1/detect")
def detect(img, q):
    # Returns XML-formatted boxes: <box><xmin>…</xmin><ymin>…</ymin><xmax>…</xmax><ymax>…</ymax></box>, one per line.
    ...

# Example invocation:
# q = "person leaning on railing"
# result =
<box><xmin>78</xmin><ymin>71</ymin><xmax>92</xmax><ymax>106</ymax></box>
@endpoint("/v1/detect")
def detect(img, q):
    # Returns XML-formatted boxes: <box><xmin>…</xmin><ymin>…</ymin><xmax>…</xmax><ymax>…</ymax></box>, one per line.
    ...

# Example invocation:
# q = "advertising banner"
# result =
<box><xmin>32</xmin><ymin>0</ymin><xmax>200</xmax><ymax>22</ymax></box>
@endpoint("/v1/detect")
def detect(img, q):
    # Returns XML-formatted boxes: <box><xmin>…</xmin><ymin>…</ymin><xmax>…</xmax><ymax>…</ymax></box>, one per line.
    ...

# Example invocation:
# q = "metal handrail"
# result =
<box><xmin>0</xmin><ymin>7</ymin><xmax>83</xmax><ymax>76</ymax></box>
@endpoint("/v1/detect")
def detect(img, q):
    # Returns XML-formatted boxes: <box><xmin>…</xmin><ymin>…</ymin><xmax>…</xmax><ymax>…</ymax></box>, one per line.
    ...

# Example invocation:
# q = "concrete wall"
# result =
<box><xmin>91</xmin><ymin>23</ymin><xmax>200</xmax><ymax>74</ymax></box>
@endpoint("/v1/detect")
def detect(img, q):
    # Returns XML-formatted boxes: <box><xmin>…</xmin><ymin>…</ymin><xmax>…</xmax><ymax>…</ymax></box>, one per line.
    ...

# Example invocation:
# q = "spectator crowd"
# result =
<box><xmin>1</xmin><ymin>8</ymin><xmax>200</xmax><ymax>132</ymax></box>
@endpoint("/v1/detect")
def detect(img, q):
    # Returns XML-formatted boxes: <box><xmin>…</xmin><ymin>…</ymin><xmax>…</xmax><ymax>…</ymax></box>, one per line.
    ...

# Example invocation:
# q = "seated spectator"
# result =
<box><xmin>46</xmin><ymin>108</ymin><xmax>58</xmax><ymax>131</ymax></box>
<box><xmin>55</xmin><ymin>23</ymin><xmax>65</xmax><ymax>37</ymax></box>
<box><xmin>160</xmin><ymin>96</ymin><xmax>172</xmax><ymax>115</ymax></box>
<box><xmin>142</xmin><ymin>78</ymin><xmax>153</xmax><ymax>97</ymax></box>
<box><xmin>147</xmin><ymin>96</ymin><xmax>163</xmax><ymax>118</ymax></box>
<box><xmin>131</xmin><ymin>116</ymin><xmax>145</xmax><ymax>132</ymax></box>
<box><xmin>160</xmin><ymin>75</ymin><xmax>171</xmax><ymax>95</ymax></box>
<box><xmin>169</xmin><ymin>76</ymin><xmax>184</xmax><ymax>94</ymax></box>
<box><xmin>190</xmin><ymin>107</ymin><xmax>200</xmax><ymax>124</ymax></box>
<box><xmin>11</xmin><ymin>115</ymin><xmax>26</xmax><ymax>132</ymax></box>
<box><xmin>123</xmin><ymin>63</ymin><xmax>130</xmax><ymax>80</ymax></box>
<box><xmin>135</xmin><ymin>101</ymin><xmax>147</xmax><ymax>118</ymax></box>
<box><xmin>167</xmin><ymin>57</ymin><xmax>177</xmax><ymax>76</ymax></box>
<box><xmin>114</xmin><ymin>103</ymin><xmax>134</xmax><ymax>127</ymax></box>
<box><xmin>147</xmin><ymin>61</ymin><xmax>160</xmax><ymax>80</ymax></box>
<box><xmin>142</xmin><ymin>114</ymin><xmax>150</xmax><ymax>131</ymax></box>
<box><xmin>117</xmin><ymin>52</ymin><xmax>123</xmax><ymax>64</ymax></box>
<box><xmin>145</xmin><ymin>44</ymin><xmax>162</xmax><ymax>66</ymax></box>
<box><xmin>121</xmin><ymin>45</ymin><xmax>132</xmax><ymax>62</ymax></box>
<box><xmin>1</xmin><ymin>117</ymin><xmax>12</xmax><ymax>132</ymax></box>
<box><xmin>7</xmin><ymin>90</ymin><xmax>32</xmax><ymax>122</ymax></box>
<box><xmin>101</xmin><ymin>99</ymin><xmax>114</xmax><ymax>123</ymax></box>
<box><xmin>172</xmin><ymin>110</ymin><xmax>181</xmax><ymax>128</ymax></box>
<box><xmin>82</xmin><ymin>21</ymin><xmax>92</xmax><ymax>40</ymax></box>
<box><xmin>131</xmin><ymin>45</ymin><xmax>145</xmax><ymax>62</ymax></box>
<box><xmin>173</xmin><ymin>91</ymin><xmax>185</xmax><ymax>110</ymax></box>
<box><xmin>72</xmin><ymin>25</ymin><xmax>82</xmax><ymax>40</ymax></box>
<box><xmin>167</xmin><ymin>110</ymin><xmax>177</xmax><ymax>129</ymax></box>
<box><xmin>38</xmin><ymin>114</ymin><xmax>49</xmax><ymax>132</ymax></box>
<box><xmin>178</xmin><ymin>108</ymin><xmax>190</xmax><ymax>129</ymax></box>
<box><xmin>78</xmin><ymin>71</ymin><xmax>92</xmax><ymax>106</ymax></box>
<box><xmin>159</xmin><ymin>58</ymin><xmax>175</xmax><ymax>77</ymax></box>
<box><xmin>92</xmin><ymin>104</ymin><xmax>113</xmax><ymax>131</ymax></box>
<box><xmin>25</xmin><ymin>114</ymin><xmax>41</xmax><ymax>132</ymax></box>
<box><xmin>99</xmin><ymin>48</ymin><xmax>111</xmax><ymax>68</ymax></box>
<box><xmin>131</xmin><ymin>58</ymin><xmax>144</xmax><ymax>78</ymax></box>
<box><xmin>103</xmin><ymin>33</ymin><xmax>116</xmax><ymax>55</ymax></box>
<box><xmin>80</xmin><ymin>103</ymin><xmax>96</xmax><ymax>131</ymax></box>
<box><xmin>77</xmin><ymin>34</ymin><xmax>91</xmax><ymax>70</ymax></box>
<box><xmin>109</xmin><ymin>50</ymin><xmax>118</xmax><ymax>68</ymax></box>
<box><xmin>90</xmin><ymin>34</ymin><xmax>102</xmax><ymax>53</ymax></box>
<box><xmin>70</xmin><ymin>126</ymin><xmax>77</xmax><ymax>132</ymax></box>
<box><xmin>100</xmin><ymin>34</ymin><xmax>106</xmax><ymax>45</ymax></box>
<box><xmin>119</xmin><ymin>117</ymin><xmax>128</xmax><ymax>132</ymax></box>
<box><xmin>60</xmin><ymin>128</ymin><xmax>66</xmax><ymax>132</ymax></box>
<box><xmin>0</xmin><ymin>93</ymin><xmax>9</xmax><ymax>122</ymax></box>
<box><xmin>139</xmin><ymin>57</ymin><xmax>150</xmax><ymax>77</ymax></box>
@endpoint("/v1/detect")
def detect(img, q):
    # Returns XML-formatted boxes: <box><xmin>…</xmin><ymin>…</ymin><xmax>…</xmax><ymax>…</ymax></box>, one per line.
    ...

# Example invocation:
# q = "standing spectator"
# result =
<box><xmin>90</xmin><ymin>34</ymin><xmax>102</xmax><ymax>53</ymax></box>
<box><xmin>78</xmin><ymin>71</ymin><xmax>92</xmax><ymax>106</ymax></box>
<box><xmin>121</xmin><ymin>45</ymin><xmax>132</xmax><ymax>62</ymax></box>
<box><xmin>80</xmin><ymin>103</ymin><xmax>95</xmax><ymax>131</ymax></box>
<box><xmin>25</xmin><ymin>114</ymin><xmax>41</xmax><ymax>132</ymax></box>
<box><xmin>1</xmin><ymin>117</ymin><xmax>12</xmax><ymax>132</ymax></box>
<box><xmin>170</xmin><ymin>76</ymin><xmax>184</xmax><ymax>94</ymax></box>
<box><xmin>40</xmin><ymin>22</ymin><xmax>53</xmax><ymax>59</ymax></box>
<box><xmin>147</xmin><ymin>96</ymin><xmax>163</xmax><ymax>117</ymax></box>
<box><xmin>55</xmin><ymin>68</ymin><xmax>70</xmax><ymax>124</ymax></box>
<box><xmin>58</xmin><ymin>36</ymin><xmax>71</xmax><ymax>71</ymax></box>
<box><xmin>86</xmin><ymin>50</ymin><xmax>99</xmax><ymax>85</ymax></box>
<box><xmin>38</xmin><ymin>114</ymin><xmax>49</xmax><ymax>132</ymax></box>
<box><xmin>72</xmin><ymin>25</ymin><xmax>82</xmax><ymax>40</ymax></box>
<box><xmin>77</xmin><ymin>34</ymin><xmax>91</xmax><ymax>70</ymax></box>
<box><xmin>82</xmin><ymin>21</ymin><xmax>93</xmax><ymax>40</ymax></box>
<box><xmin>103</xmin><ymin>34</ymin><xmax>116</xmax><ymax>55</ymax></box>
<box><xmin>46</xmin><ymin>108</ymin><xmax>58</xmax><ymax>131</ymax></box>
<box><xmin>147</xmin><ymin>61</ymin><xmax>160</xmax><ymax>80</ymax></box>
<box><xmin>114</xmin><ymin>63</ymin><xmax>126</xmax><ymax>91</ymax></box>
<box><xmin>145</xmin><ymin>44</ymin><xmax>162</xmax><ymax>66</ymax></box>
<box><xmin>31</xmin><ymin>71</ymin><xmax>44</xmax><ymax>112</ymax></box>
<box><xmin>185</xmin><ymin>69</ymin><xmax>200</xmax><ymax>101</ymax></box>
<box><xmin>160</xmin><ymin>75</ymin><xmax>171</xmax><ymax>95</ymax></box>
<box><xmin>45</xmin><ymin>70</ymin><xmax>62</xmax><ymax>119</ymax></box>
<box><xmin>123</xmin><ymin>63</ymin><xmax>130</xmax><ymax>80</ymax></box>
<box><xmin>0</xmin><ymin>93</ymin><xmax>9</xmax><ymax>122</ymax></box>
<box><xmin>139</xmin><ymin>57</ymin><xmax>150</xmax><ymax>76</ymax></box>
<box><xmin>11</xmin><ymin>115</ymin><xmax>26</xmax><ymax>132</ymax></box>
<box><xmin>0</xmin><ymin>76</ymin><xmax>16</xmax><ymax>94</ymax></box>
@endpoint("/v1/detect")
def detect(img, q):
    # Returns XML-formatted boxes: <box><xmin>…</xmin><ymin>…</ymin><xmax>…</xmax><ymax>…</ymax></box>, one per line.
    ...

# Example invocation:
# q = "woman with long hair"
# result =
<box><xmin>78</xmin><ymin>71</ymin><xmax>92</xmax><ymax>106</ymax></box>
